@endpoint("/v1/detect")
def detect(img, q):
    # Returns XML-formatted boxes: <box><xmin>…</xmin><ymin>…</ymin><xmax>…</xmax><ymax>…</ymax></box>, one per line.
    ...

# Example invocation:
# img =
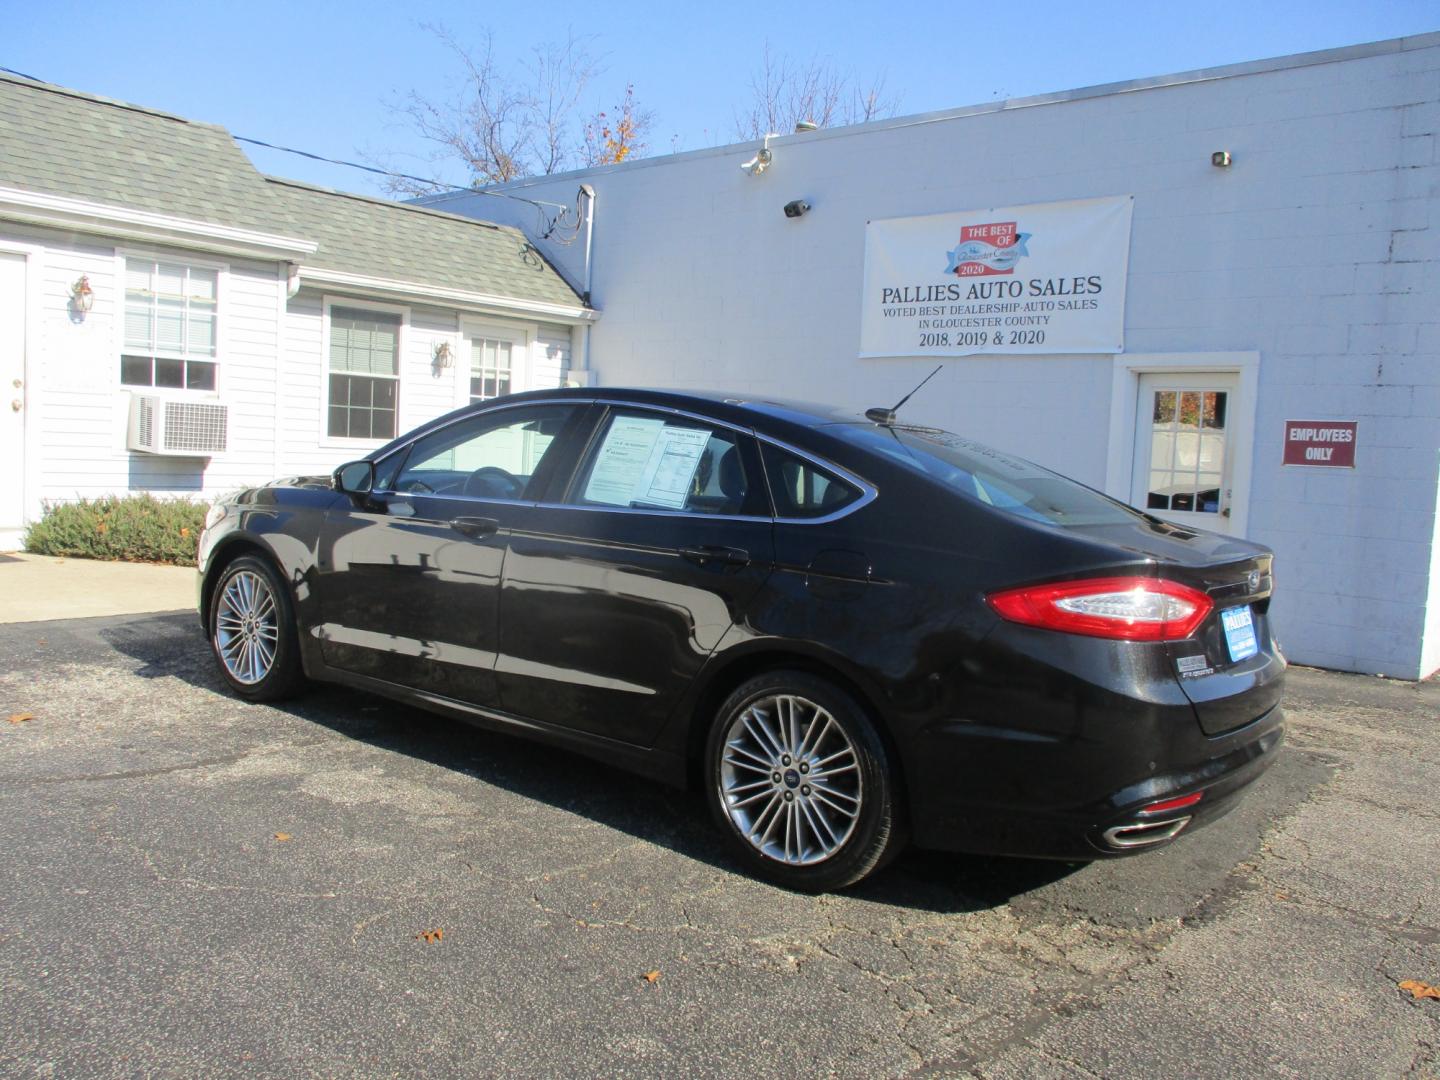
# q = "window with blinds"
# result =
<box><xmin>121</xmin><ymin>259</ymin><xmax>219</xmax><ymax>390</ymax></box>
<box><xmin>470</xmin><ymin>338</ymin><xmax>513</xmax><ymax>402</ymax></box>
<box><xmin>329</xmin><ymin>307</ymin><xmax>400</xmax><ymax>440</ymax></box>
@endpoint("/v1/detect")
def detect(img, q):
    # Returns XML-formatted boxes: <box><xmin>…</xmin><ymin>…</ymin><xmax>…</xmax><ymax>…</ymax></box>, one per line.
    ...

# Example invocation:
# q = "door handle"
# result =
<box><xmin>680</xmin><ymin>545</ymin><xmax>750</xmax><ymax>568</ymax></box>
<box><xmin>450</xmin><ymin>516</ymin><xmax>500</xmax><ymax>539</ymax></box>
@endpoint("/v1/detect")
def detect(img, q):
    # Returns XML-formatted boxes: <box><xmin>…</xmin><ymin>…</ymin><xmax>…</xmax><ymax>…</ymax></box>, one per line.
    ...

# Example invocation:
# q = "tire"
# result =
<box><xmin>209</xmin><ymin>554</ymin><xmax>305</xmax><ymax>702</ymax></box>
<box><xmin>704</xmin><ymin>669</ymin><xmax>906</xmax><ymax>892</ymax></box>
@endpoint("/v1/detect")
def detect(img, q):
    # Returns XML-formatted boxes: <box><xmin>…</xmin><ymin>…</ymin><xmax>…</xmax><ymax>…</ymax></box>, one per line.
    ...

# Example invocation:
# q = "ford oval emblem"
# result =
<box><xmin>1247</xmin><ymin>570</ymin><xmax>1261</xmax><ymax>591</ymax></box>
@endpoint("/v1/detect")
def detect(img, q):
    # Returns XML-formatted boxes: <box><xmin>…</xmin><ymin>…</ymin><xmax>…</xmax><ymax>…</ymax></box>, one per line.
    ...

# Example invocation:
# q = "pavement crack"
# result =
<box><xmin>0</xmin><ymin>736</ymin><xmax>331</xmax><ymax>786</ymax></box>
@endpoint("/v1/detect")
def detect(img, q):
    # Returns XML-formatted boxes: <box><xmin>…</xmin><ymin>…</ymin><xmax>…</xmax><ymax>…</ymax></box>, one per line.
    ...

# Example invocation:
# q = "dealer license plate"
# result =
<box><xmin>1221</xmin><ymin>605</ymin><xmax>1258</xmax><ymax>663</ymax></box>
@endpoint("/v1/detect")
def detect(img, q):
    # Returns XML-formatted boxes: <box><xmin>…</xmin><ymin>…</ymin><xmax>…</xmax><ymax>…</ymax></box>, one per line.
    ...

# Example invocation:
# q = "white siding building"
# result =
<box><xmin>0</xmin><ymin>74</ymin><xmax>594</xmax><ymax>550</ymax></box>
<box><xmin>422</xmin><ymin>34</ymin><xmax>1440</xmax><ymax>680</ymax></box>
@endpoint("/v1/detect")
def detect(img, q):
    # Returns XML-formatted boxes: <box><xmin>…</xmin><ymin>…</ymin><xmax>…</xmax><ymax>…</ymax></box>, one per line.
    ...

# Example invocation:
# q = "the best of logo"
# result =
<box><xmin>944</xmin><ymin>221</ymin><xmax>1031</xmax><ymax>277</ymax></box>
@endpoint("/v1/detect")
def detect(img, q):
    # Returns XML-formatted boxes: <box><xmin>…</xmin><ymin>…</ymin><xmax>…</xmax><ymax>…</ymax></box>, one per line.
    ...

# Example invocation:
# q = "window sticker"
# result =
<box><xmin>584</xmin><ymin>416</ymin><xmax>667</xmax><ymax>505</ymax></box>
<box><xmin>633</xmin><ymin>426</ymin><xmax>711</xmax><ymax>510</ymax></box>
<box><xmin>583</xmin><ymin>417</ymin><xmax>712</xmax><ymax>510</ymax></box>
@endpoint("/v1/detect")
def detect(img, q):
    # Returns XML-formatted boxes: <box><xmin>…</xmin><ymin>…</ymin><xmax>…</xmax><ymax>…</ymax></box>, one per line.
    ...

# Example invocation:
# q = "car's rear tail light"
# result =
<box><xmin>986</xmin><ymin>576</ymin><xmax>1213</xmax><ymax>641</ymax></box>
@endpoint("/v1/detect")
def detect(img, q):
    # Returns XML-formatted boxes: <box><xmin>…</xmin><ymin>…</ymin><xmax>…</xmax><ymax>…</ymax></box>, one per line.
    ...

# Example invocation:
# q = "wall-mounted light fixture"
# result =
<box><xmin>433</xmin><ymin>340</ymin><xmax>454</xmax><ymax>370</ymax></box>
<box><xmin>70</xmin><ymin>275</ymin><xmax>94</xmax><ymax>314</ymax></box>
<box><xmin>740</xmin><ymin>134</ymin><xmax>776</xmax><ymax>177</ymax></box>
<box><xmin>1211</xmin><ymin>150</ymin><xmax>1232</xmax><ymax>168</ymax></box>
<box><xmin>783</xmin><ymin>199</ymin><xmax>810</xmax><ymax>219</ymax></box>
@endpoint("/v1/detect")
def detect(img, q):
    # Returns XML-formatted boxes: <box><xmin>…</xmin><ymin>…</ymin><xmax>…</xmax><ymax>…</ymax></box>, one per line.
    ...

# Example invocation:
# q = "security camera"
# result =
<box><xmin>783</xmin><ymin>199</ymin><xmax>810</xmax><ymax>219</ymax></box>
<box><xmin>740</xmin><ymin>147</ymin><xmax>773</xmax><ymax>176</ymax></box>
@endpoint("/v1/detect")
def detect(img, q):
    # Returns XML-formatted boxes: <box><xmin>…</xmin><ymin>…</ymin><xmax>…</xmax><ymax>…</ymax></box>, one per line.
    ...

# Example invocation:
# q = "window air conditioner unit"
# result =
<box><xmin>126</xmin><ymin>394</ymin><xmax>229</xmax><ymax>456</ymax></box>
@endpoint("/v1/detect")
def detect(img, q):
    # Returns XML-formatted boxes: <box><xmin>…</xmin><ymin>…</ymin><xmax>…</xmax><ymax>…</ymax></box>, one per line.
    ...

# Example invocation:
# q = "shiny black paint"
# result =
<box><xmin>198</xmin><ymin>386</ymin><xmax>1286</xmax><ymax>861</ymax></box>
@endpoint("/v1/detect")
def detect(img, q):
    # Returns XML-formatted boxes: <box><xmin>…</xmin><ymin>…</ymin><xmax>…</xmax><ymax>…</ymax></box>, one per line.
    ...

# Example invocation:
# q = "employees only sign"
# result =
<box><xmin>860</xmin><ymin>195</ymin><xmax>1134</xmax><ymax>358</ymax></box>
<box><xmin>1282</xmin><ymin>420</ymin><xmax>1358</xmax><ymax>467</ymax></box>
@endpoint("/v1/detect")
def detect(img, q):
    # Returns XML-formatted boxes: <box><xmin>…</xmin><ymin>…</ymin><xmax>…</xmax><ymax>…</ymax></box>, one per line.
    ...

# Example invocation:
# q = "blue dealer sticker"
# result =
<box><xmin>1221</xmin><ymin>606</ymin><xmax>1258</xmax><ymax>663</ymax></box>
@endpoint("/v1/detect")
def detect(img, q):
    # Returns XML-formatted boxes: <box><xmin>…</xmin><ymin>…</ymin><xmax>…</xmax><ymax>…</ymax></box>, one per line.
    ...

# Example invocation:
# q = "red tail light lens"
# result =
<box><xmin>986</xmin><ymin>576</ymin><xmax>1213</xmax><ymax>641</ymax></box>
<box><xmin>1140</xmin><ymin>791</ymin><xmax>1204</xmax><ymax>815</ymax></box>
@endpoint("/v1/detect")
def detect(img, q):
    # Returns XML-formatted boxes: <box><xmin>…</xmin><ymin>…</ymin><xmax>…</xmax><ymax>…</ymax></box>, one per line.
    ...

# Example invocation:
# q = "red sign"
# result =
<box><xmin>1283</xmin><ymin>420</ymin><xmax>1357</xmax><ymax>467</ymax></box>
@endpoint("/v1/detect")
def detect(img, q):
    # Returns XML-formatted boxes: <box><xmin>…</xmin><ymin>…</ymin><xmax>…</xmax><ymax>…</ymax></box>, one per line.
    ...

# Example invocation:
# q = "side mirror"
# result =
<box><xmin>334</xmin><ymin>460</ymin><xmax>375</xmax><ymax>496</ymax></box>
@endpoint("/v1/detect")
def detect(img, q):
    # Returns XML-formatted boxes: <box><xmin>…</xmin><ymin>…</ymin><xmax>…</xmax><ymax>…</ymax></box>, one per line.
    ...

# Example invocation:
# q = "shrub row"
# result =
<box><xmin>24</xmin><ymin>494</ymin><xmax>207</xmax><ymax>566</ymax></box>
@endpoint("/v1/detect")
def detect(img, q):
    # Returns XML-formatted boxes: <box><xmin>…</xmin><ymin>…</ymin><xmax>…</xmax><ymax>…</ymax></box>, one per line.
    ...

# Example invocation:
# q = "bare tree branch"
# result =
<box><xmin>734</xmin><ymin>43</ymin><xmax>899</xmax><ymax>138</ymax></box>
<box><xmin>374</xmin><ymin>23</ymin><xmax>638</xmax><ymax>191</ymax></box>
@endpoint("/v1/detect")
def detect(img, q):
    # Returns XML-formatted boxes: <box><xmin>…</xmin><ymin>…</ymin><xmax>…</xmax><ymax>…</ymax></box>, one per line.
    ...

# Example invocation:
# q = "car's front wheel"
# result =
<box><xmin>704</xmin><ymin>670</ymin><xmax>905</xmax><ymax>891</ymax></box>
<box><xmin>209</xmin><ymin>554</ymin><xmax>305</xmax><ymax>701</ymax></box>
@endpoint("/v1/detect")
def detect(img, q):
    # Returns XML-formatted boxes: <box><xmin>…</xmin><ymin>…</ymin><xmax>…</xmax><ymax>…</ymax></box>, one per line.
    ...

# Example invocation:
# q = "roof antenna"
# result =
<box><xmin>866</xmin><ymin>364</ymin><xmax>944</xmax><ymax>426</ymax></box>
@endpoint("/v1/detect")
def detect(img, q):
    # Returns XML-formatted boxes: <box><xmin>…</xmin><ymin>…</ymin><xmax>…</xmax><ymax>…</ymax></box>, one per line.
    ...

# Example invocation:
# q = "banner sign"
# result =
<box><xmin>860</xmin><ymin>195</ymin><xmax>1133</xmax><ymax>358</ymax></box>
<box><xmin>1282</xmin><ymin>420</ymin><xmax>1358</xmax><ymax>467</ymax></box>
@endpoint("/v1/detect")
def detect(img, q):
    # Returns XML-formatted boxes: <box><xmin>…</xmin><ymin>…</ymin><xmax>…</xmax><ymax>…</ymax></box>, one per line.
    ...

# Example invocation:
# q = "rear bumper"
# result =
<box><xmin>909</xmin><ymin>702</ymin><xmax>1285</xmax><ymax>859</ymax></box>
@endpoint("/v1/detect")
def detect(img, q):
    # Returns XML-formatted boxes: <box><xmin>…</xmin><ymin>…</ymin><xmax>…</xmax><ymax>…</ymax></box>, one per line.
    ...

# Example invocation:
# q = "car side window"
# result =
<box><xmin>389</xmin><ymin>405</ymin><xmax>577</xmax><ymax>501</ymax></box>
<box><xmin>761</xmin><ymin>442</ymin><xmax>862</xmax><ymax>519</ymax></box>
<box><xmin>568</xmin><ymin>409</ymin><xmax>761</xmax><ymax>516</ymax></box>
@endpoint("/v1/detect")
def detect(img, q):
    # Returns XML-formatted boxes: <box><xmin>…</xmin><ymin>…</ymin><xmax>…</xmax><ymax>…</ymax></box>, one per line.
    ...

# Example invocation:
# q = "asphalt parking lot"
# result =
<box><xmin>1</xmin><ymin>610</ymin><xmax>1436</xmax><ymax>1079</ymax></box>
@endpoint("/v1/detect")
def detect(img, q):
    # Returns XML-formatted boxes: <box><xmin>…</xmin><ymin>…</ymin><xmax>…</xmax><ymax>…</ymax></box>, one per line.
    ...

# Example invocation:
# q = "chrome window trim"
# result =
<box><xmin>370</xmin><ymin>398</ymin><xmax>582</xmax><ymax>508</ymax></box>
<box><xmin>367</xmin><ymin>394</ymin><xmax>880</xmax><ymax>525</ymax></box>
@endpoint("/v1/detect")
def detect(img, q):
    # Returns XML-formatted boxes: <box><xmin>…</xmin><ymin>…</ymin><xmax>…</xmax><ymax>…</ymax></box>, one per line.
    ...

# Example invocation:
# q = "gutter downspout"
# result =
<box><xmin>579</xmin><ymin>184</ymin><xmax>596</xmax><ymax>384</ymax></box>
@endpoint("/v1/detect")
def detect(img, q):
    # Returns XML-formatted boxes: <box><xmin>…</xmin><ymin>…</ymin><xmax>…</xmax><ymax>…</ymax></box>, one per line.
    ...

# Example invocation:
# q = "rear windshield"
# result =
<box><xmin>843</xmin><ymin>424</ymin><xmax>1141</xmax><ymax>528</ymax></box>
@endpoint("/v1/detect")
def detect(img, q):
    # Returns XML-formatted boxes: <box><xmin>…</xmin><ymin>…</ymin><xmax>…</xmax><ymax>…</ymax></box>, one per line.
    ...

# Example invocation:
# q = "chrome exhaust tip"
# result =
<box><xmin>1102</xmin><ymin>815</ymin><xmax>1192</xmax><ymax>849</ymax></box>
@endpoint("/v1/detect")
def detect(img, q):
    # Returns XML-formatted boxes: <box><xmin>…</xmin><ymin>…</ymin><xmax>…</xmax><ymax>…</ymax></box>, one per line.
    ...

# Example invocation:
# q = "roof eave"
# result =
<box><xmin>0</xmin><ymin>185</ymin><xmax>318</xmax><ymax>260</ymax></box>
<box><xmin>299</xmin><ymin>266</ymin><xmax>598</xmax><ymax>323</ymax></box>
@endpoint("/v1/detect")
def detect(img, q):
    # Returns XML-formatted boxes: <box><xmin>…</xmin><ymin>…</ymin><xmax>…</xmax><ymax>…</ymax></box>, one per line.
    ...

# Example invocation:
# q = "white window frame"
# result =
<box><xmin>457</xmin><ymin>320</ymin><xmax>533</xmax><ymax>408</ymax></box>
<box><xmin>320</xmin><ymin>295</ymin><xmax>409</xmax><ymax>451</ymax></box>
<box><xmin>114</xmin><ymin>248</ymin><xmax>228</xmax><ymax>397</ymax></box>
<box><xmin>1104</xmin><ymin>351</ymin><xmax>1259</xmax><ymax>539</ymax></box>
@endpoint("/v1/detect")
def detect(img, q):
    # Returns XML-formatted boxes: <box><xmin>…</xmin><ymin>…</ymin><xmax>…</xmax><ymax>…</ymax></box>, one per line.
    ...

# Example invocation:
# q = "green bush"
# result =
<box><xmin>24</xmin><ymin>494</ymin><xmax>207</xmax><ymax>566</ymax></box>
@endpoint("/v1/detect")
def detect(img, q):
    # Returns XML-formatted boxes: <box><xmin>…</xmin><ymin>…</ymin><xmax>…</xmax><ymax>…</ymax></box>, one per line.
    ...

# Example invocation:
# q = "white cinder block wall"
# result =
<box><xmin>427</xmin><ymin>35</ymin><xmax>1440</xmax><ymax>679</ymax></box>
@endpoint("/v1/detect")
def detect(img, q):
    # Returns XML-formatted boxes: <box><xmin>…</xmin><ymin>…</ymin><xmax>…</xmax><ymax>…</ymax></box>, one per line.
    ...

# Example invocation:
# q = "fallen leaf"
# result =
<box><xmin>417</xmin><ymin>928</ymin><xmax>444</xmax><ymax>943</ymax></box>
<box><xmin>273</xmin><ymin>832</ymin><xmax>292</xmax><ymax>842</ymax></box>
<box><xmin>642</xmin><ymin>970</ymin><xmax>661</xmax><ymax>983</ymax></box>
<box><xmin>6</xmin><ymin>713</ymin><xmax>33</xmax><ymax>725</ymax></box>
<box><xmin>1399</xmin><ymin>980</ymin><xmax>1440</xmax><ymax>1000</ymax></box>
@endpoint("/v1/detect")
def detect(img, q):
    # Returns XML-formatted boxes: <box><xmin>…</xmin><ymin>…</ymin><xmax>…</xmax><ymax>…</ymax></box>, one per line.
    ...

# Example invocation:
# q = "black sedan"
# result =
<box><xmin>197</xmin><ymin>387</ymin><xmax>1284</xmax><ymax>891</ymax></box>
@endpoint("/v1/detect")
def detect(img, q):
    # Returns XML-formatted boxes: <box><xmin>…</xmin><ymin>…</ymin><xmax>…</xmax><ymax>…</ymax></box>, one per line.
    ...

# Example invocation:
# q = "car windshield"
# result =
<box><xmin>841</xmin><ymin>424</ymin><xmax>1142</xmax><ymax>527</ymax></box>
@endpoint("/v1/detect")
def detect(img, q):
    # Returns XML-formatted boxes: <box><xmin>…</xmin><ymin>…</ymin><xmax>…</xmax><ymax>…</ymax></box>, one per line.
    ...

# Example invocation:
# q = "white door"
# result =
<box><xmin>0</xmin><ymin>252</ymin><xmax>26</xmax><ymax>544</ymax></box>
<box><xmin>1131</xmin><ymin>372</ymin><xmax>1240</xmax><ymax>534</ymax></box>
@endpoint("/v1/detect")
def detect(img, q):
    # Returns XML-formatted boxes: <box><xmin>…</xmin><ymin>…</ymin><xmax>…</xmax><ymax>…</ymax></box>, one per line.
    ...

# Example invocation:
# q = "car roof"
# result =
<box><xmin>507</xmin><ymin>385</ymin><xmax>857</xmax><ymax>420</ymax></box>
<box><xmin>365</xmin><ymin>385</ymin><xmax>887</xmax><ymax>465</ymax></box>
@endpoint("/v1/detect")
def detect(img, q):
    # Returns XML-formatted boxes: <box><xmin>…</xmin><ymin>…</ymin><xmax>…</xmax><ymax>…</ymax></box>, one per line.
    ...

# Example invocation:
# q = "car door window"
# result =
<box><xmin>761</xmin><ymin>442</ymin><xmax>863</xmax><ymax>519</ymax></box>
<box><xmin>568</xmin><ymin>409</ymin><xmax>764</xmax><ymax>516</ymax></box>
<box><xmin>390</xmin><ymin>405</ymin><xmax>578</xmax><ymax>501</ymax></box>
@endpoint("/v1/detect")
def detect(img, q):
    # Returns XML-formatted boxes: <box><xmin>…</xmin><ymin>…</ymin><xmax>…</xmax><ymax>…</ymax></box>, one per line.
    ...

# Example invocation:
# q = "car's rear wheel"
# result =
<box><xmin>704</xmin><ymin>670</ymin><xmax>905</xmax><ymax>891</ymax></box>
<box><xmin>210</xmin><ymin>554</ymin><xmax>304</xmax><ymax>701</ymax></box>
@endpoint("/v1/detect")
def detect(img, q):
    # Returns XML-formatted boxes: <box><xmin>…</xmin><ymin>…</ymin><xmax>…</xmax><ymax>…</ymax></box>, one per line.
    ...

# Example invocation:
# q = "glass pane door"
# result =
<box><xmin>1132</xmin><ymin>373</ymin><xmax>1239</xmax><ymax>533</ymax></box>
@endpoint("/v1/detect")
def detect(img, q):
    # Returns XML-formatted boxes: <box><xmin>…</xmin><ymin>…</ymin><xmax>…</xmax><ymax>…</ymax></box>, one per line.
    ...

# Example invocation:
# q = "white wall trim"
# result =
<box><xmin>300</xmin><ymin>267</ymin><xmax>596</xmax><ymax>324</ymax></box>
<box><xmin>0</xmin><ymin>186</ymin><xmax>316</xmax><ymax>261</ymax></box>
<box><xmin>1105</xmin><ymin>351</ymin><xmax>1260</xmax><ymax>539</ymax></box>
<box><xmin>0</xmin><ymin>238</ymin><xmax>45</xmax><ymax>541</ymax></box>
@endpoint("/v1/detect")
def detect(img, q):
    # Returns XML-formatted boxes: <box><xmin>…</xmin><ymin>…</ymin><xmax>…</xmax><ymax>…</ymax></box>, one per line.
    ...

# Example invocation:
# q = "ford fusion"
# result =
<box><xmin>198</xmin><ymin>387</ymin><xmax>1284</xmax><ymax>891</ymax></box>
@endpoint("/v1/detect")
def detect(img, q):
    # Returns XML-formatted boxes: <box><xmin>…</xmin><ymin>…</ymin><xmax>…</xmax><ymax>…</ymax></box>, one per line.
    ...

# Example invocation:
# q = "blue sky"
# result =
<box><xmin>4</xmin><ymin>0</ymin><xmax>1435</xmax><ymax>195</ymax></box>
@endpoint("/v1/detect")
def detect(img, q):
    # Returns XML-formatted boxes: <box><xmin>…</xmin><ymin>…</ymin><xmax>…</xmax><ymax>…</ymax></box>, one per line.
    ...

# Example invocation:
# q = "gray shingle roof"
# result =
<box><xmin>0</xmin><ymin>73</ymin><xmax>585</xmax><ymax>311</ymax></box>
<box><xmin>263</xmin><ymin>177</ymin><xmax>583</xmax><ymax>309</ymax></box>
<box><xmin>0</xmin><ymin>73</ymin><xmax>289</xmax><ymax>235</ymax></box>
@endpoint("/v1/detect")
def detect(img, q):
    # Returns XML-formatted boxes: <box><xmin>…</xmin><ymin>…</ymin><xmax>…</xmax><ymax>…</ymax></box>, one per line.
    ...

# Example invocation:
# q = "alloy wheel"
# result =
<box><xmin>215</xmin><ymin>569</ymin><xmax>280</xmax><ymax>685</ymax></box>
<box><xmin>718</xmin><ymin>693</ymin><xmax>862</xmax><ymax>865</ymax></box>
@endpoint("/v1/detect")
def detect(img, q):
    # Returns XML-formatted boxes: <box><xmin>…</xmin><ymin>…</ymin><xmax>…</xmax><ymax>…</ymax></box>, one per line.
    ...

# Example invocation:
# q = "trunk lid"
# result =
<box><xmin>1070</xmin><ymin>518</ymin><xmax>1285</xmax><ymax>736</ymax></box>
